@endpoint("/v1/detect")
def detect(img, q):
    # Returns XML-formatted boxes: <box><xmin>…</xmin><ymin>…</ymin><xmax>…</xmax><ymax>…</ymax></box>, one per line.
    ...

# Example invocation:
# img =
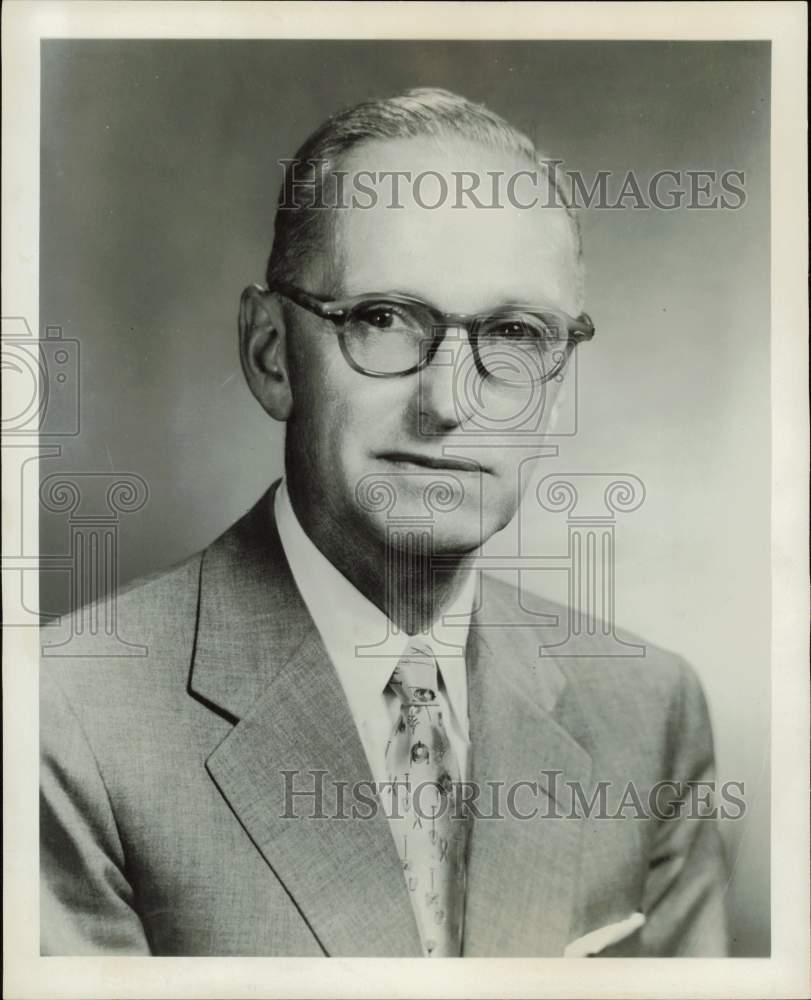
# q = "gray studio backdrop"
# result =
<box><xmin>39</xmin><ymin>40</ymin><xmax>770</xmax><ymax>955</ymax></box>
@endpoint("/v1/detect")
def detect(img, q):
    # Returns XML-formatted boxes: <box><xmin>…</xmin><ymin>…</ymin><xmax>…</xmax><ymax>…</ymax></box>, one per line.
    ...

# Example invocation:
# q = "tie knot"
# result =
<box><xmin>389</xmin><ymin>642</ymin><xmax>439</xmax><ymax>704</ymax></box>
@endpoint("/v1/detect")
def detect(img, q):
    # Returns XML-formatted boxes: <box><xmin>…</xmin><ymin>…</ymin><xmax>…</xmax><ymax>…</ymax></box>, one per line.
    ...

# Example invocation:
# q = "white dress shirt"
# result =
<box><xmin>274</xmin><ymin>479</ymin><xmax>474</xmax><ymax>785</ymax></box>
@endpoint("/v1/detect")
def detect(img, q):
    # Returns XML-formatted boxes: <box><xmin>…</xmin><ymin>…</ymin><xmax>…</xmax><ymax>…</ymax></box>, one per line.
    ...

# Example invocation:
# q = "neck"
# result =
<box><xmin>284</xmin><ymin>481</ymin><xmax>475</xmax><ymax>635</ymax></box>
<box><xmin>373</xmin><ymin>534</ymin><xmax>475</xmax><ymax>635</ymax></box>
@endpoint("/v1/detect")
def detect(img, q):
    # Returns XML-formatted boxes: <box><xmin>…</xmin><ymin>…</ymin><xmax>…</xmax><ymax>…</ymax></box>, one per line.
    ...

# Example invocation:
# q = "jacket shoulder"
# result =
<box><xmin>482</xmin><ymin>571</ymin><xmax>705</xmax><ymax>709</ymax></box>
<box><xmin>40</xmin><ymin>551</ymin><xmax>204</xmax><ymax>710</ymax></box>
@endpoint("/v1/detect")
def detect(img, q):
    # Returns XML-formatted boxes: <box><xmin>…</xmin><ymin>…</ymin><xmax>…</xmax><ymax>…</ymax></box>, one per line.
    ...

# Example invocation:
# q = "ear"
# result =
<box><xmin>238</xmin><ymin>284</ymin><xmax>292</xmax><ymax>421</ymax></box>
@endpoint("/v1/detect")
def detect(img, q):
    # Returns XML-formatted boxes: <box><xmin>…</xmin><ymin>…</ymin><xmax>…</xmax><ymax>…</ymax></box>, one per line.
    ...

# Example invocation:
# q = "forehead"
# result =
<box><xmin>331</xmin><ymin>136</ymin><xmax>579</xmax><ymax>314</ymax></box>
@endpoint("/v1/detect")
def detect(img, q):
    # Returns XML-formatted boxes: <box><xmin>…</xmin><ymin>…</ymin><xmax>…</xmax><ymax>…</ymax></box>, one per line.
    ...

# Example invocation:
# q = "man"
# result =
<box><xmin>40</xmin><ymin>88</ymin><xmax>729</xmax><ymax>957</ymax></box>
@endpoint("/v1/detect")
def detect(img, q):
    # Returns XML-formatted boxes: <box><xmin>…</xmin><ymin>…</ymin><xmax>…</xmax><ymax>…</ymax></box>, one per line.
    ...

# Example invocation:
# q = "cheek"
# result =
<box><xmin>461</xmin><ymin>373</ymin><xmax>561</xmax><ymax>436</ymax></box>
<box><xmin>293</xmin><ymin>349</ymin><xmax>351</xmax><ymax>441</ymax></box>
<box><xmin>306</xmin><ymin>364</ymin><xmax>405</xmax><ymax>467</ymax></box>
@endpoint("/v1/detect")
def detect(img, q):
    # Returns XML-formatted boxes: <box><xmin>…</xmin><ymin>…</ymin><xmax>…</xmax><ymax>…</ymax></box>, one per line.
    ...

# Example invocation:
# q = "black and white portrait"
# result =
<box><xmin>2</xmin><ymin>4</ymin><xmax>807</xmax><ymax>999</ymax></box>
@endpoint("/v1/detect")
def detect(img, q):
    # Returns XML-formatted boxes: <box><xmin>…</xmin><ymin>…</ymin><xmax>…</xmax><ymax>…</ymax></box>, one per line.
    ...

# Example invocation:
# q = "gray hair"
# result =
<box><xmin>265</xmin><ymin>87</ymin><xmax>583</xmax><ymax>301</ymax></box>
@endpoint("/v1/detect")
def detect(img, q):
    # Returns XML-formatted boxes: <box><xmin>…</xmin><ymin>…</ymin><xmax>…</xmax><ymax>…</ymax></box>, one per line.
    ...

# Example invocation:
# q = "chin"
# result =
<box><xmin>350</xmin><ymin>471</ymin><xmax>514</xmax><ymax>551</ymax></box>
<box><xmin>416</xmin><ymin>510</ymin><xmax>509</xmax><ymax>556</ymax></box>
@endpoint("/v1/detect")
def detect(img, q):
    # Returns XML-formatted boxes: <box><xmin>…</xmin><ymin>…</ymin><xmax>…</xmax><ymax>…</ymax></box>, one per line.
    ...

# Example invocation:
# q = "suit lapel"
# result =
<box><xmin>190</xmin><ymin>485</ymin><xmax>422</xmax><ymax>956</ymax></box>
<box><xmin>462</xmin><ymin>578</ymin><xmax>593</xmax><ymax>956</ymax></box>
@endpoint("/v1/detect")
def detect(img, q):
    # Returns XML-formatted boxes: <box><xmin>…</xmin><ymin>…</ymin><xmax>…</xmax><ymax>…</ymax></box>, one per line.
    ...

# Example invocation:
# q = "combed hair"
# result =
<box><xmin>265</xmin><ymin>87</ymin><xmax>582</xmax><ymax>299</ymax></box>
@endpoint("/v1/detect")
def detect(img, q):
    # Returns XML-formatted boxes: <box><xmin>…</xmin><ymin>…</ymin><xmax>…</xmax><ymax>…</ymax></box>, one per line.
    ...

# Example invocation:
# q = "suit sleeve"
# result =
<box><xmin>40</xmin><ymin>669</ymin><xmax>151</xmax><ymax>955</ymax></box>
<box><xmin>639</xmin><ymin>661</ymin><xmax>730</xmax><ymax>956</ymax></box>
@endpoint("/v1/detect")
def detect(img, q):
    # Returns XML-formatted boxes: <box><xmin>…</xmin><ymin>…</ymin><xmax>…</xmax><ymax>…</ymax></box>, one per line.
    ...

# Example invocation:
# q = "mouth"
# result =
<box><xmin>378</xmin><ymin>452</ymin><xmax>488</xmax><ymax>474</ymax></box>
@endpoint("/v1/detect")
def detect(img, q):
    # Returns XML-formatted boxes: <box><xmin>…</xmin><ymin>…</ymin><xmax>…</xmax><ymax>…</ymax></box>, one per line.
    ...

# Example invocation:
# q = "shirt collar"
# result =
<box><xmin>274</xmin><ymin>479</ymin><xmax>474</xmax><ymax>704</ymax></box>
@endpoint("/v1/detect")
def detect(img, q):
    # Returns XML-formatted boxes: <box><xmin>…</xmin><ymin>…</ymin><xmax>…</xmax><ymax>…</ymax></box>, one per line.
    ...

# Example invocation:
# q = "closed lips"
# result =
<box><xmin>380</xmin><ymin>453</ymin><xmax>486</xmax><ymax>472</ymax></box>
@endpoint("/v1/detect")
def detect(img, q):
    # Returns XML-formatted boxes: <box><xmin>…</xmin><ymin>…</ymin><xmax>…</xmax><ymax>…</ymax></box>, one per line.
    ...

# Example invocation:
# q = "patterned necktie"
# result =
<box><xmin>384</xmin><ymin>641</ymin><xmax>468</xmax><ymax>957</ymax></box>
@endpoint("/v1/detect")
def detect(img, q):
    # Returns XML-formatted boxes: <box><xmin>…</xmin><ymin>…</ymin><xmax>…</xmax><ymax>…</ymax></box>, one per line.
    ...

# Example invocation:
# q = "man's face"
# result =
<box><xmin>283</xmin><ymin>137</ymin><xmax>580</xmax><ymax>555</ymax></box>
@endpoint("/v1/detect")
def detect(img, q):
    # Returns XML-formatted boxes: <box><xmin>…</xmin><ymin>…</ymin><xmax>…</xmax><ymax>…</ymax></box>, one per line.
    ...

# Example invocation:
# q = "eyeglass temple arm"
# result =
<box><xmin>267</xmin><ymin>281</ymin><xmax>347</xmax><ymax>322</ymax></box>
<box><xmin>570</xmin><ymin>313</ymin><xmax>595</xmax><ymax>342</ymax></box>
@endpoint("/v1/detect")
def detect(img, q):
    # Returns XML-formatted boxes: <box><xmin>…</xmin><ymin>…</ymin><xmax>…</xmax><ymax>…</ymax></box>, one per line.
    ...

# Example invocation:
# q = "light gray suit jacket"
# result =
<box><xmin>40</xmin><ymin>484</ymin><xmax>729</xmax><ymax>956</ymax></box>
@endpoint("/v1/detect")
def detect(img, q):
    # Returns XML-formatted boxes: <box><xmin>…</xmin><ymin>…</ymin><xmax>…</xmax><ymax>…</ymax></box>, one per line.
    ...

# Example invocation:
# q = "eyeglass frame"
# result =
<box><xmin>267</xmin><ymin>280</ymin><xmax>596</xmax><ymax>383</ymax></box>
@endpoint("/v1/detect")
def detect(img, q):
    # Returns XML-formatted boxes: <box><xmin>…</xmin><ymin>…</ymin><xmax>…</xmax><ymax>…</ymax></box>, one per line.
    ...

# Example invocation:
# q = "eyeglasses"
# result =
<box><xmin>269</xmin><ymin>281</ymin><xmax>595</xmax><ymax>386</ymax></box>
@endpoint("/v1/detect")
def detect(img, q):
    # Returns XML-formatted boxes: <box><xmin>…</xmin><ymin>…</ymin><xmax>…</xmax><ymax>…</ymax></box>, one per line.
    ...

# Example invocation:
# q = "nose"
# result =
<box><xmin>416</xmin><ymin>327</ymin><xmax>476</xmax><ymax>434</ymax></box>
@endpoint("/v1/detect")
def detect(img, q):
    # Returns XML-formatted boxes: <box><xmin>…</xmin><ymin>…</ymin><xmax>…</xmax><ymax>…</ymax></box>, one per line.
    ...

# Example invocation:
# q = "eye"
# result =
<box><xmin>349</xmin><ymin>301</ymin><xmax>423</xmax><ymax>335</ymax></box>
<box><xmin>359</xmin><ymin>306</ymin><xmax>396</xmax><ymax>329</ymax></box>
<box><xmin>484</xmin><ymin>313</ymin><xmax>555</xmax><ymax>341</ymax></box>
<box><xmin>489</xmin><ymin>320</ymin><xmax>536</xmax><ymax>339</ymax></box>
